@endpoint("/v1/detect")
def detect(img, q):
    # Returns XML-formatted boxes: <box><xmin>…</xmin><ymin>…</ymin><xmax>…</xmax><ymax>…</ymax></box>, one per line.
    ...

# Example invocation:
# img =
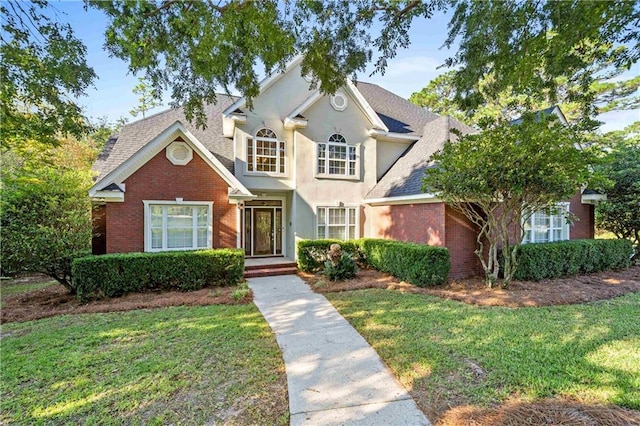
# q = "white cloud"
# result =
<box><xmin>597</xmin><ymin>109</ymin><xmax>639</xmax><ymax>133</ymax></box>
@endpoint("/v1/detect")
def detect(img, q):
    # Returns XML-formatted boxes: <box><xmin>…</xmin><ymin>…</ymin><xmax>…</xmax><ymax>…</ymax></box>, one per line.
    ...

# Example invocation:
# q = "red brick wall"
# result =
<box><xmin>105</xmin><ymin>143</ymin><xmax>237</xmax><ymax>253</ymax></box>
<box><xmin>92</xmin><ymin>204</ymin><xmax>107</xmax><ymax>255</ymax></box>
<box><xmin>569</xmin><ymin>191</ymin><xmax>595</xmax><ymax>239</ymax></box>
<box><xmin>369</xmin><ymin>203</ymin><xmax>446</xmax><ymax>246</ymax></box>
<box><xmin>444</xmin><ymin>205</ymin><xmax>482</xmax><ymax>279</ymax></box>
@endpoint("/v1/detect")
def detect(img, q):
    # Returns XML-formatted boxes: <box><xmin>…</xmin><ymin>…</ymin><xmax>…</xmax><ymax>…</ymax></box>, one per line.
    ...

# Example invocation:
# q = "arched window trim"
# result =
<box><xmin>246</xmin><ymin>127</ymin><xmax>286</xmax><ymax>175</ymax></box>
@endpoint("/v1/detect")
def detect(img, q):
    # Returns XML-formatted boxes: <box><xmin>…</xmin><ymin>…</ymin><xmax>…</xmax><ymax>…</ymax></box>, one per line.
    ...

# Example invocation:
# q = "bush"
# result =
<box><xmin>297</xmin><ymin>239</ymin><xmax>362</xmax><ymax>272</ymax></box>
<box><xmin>514</xmin><ymin>239</ymin><xmax>633</xmax><ymax>281</ymax></box>
<box><xmin>72</xmin><ymin>249</ymin><xmax>244</xmax><ymax>302</ymax></box>
<box><xmin>324</xmin><ymin>254</ymin><xmax>358</xmax><ymax>281</ymax></box>
<box><xmin>359</xmin><ymin>239</ymin><xmax>450</xmax><ymax>287</ymax></box>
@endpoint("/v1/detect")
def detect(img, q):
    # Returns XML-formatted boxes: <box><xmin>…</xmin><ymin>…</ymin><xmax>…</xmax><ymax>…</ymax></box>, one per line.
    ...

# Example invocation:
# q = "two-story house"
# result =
<box><xmin>90</xmin><ymin>57</ymin><xmax>598</xmax><ymax>278</ymax></box>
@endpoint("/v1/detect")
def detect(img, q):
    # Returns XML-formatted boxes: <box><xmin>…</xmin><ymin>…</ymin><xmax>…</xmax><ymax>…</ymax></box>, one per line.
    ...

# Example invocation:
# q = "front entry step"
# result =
<box><xmin>244</xmin><ymin>260</ymin><xmax>298</xmax><ymax>279</ymax></box>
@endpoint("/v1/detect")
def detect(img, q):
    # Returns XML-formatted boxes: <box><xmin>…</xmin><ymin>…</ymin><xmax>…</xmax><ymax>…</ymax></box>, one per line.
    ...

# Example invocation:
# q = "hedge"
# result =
<box><xmin>297</xmin><ymin>239</ymin><xmax>362</xmax><ymax>272</ymax></box>
<box><xmin>358</xmin><ymin>239</ymin><xmax>450</xmax><ymax>287</ymax></box>
<box><xmin>72</xmin><ymin>249</ymin><xmax>244</xmax><ymax>302</ymax></box>
<box><xmin>514</xmin><ymin>239</ymin><xmax>633</xmax><ymax>281</ymax></box>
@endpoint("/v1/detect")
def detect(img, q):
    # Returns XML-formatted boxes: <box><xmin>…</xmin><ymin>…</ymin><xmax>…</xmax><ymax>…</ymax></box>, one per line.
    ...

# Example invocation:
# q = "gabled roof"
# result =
<box><xmin>366</xmin><ymin>116</ymin><xmax>477</xmax><ymax>199</ymax></box>
<box><xmin>356</xmin><ymin>81</ymin><xmax>440</xmax><ymax>135</ymax></box>
<box><xmin>93</xmin><ymin>94</ymin><xmax>239</xmax><ymax>180</ymax></box>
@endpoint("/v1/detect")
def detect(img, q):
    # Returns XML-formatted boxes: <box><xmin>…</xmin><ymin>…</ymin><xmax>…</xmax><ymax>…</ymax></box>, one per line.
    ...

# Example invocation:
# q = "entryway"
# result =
<box><xmin>243</xmin><ymin>199</ymin><xmax>284</xmax><ymax>257</ymax></box>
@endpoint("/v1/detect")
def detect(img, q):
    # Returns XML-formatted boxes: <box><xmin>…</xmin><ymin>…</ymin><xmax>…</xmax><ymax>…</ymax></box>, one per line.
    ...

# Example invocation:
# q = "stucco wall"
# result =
<box><xmin>105</xmin><ymin>141</ymin><xmax>237</xmax><ymax>253</ymax></box>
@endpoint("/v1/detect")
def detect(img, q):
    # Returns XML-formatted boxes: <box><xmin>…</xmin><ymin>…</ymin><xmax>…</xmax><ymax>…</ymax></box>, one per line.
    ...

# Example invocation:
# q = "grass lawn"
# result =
<box><xmin>1</xmin><ymin>279</ymin><xmax>57</xmax><ymax>297</ymax></box>
<box><xmin>1</xmin><ymin>305</ymin><xmax>288</xmax><ymax>425</ymax></box>
<box><xmin>327</xmin><ymin>289</ymin><xmax>640</xmax><ymax>420</ymax></box>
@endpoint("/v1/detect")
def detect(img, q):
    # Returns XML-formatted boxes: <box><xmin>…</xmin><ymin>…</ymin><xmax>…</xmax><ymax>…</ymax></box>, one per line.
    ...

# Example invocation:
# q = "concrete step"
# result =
<box><xmin>244</xmin><ymin>266</ymin><xmax>299</xmax><ymax>279</ymax></box>
<box><xmin>245</xmin><ymin>261</ymin><xmax>297</xmax><ymax>271</ymax></box>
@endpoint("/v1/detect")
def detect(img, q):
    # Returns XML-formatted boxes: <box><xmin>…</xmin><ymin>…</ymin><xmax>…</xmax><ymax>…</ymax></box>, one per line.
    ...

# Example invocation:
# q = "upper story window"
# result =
<box><xmin>317</xmin><ymin>133</ymin><xmax>357</xmax><ymax>177</ymax></box>
<box><xmin>247</xmin><ymin>128</ymin><xmax>286</xmax><ymax>174</ymax></box>
<box><xmin>523</xmin><ymin>203</ymin><xmax>570</xmax><ymax>244</ymax></box>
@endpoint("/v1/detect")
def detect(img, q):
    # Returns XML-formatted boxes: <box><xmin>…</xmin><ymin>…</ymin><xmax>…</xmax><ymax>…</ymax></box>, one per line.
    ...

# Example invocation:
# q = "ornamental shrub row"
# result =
<box><xmin>297</xmin><ymin>238</ymin><xmax>450</xmax><ymax>287</ymax></box>
<box><xmin>513</xmin><ymin>239</ymin><xmax>633</xmax><ymax>281</ymax></box>
<box><xmin>72</xmin><ymin>249</ymin><xmax>244</xmax><ymax>302</ymax></box>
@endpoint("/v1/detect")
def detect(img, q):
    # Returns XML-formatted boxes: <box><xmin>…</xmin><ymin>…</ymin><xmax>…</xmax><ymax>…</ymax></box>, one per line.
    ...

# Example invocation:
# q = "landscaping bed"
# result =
<box><xmin>1</xmin><ymin>274</ymin><xmax>251</xmax><ymax>324</ymax></box>
<box><xmin>300</xmin><ymin>265</ymin><xmax>640</xmax><ymax>307</ymax></box>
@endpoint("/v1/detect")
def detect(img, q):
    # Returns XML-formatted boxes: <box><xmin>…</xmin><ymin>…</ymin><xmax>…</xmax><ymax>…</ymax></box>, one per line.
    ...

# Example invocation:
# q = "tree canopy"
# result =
<box><xmin>0</xmin><ymin>0</ymin><xmax>97</xmax><ymax>149</ymax></box>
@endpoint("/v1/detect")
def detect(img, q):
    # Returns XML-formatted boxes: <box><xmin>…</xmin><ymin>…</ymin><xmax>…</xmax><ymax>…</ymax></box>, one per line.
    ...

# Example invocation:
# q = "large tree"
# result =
<box><xmin>0</xmin><ymin>0</ymin><xmax>97</xmax><ymax>149</ymax></box>
<box><xmin>88</xmin><ymin>0</ymin><xmax>639</xmax><ymax>128</ymax></box>
<box><xmin>423</xmin><ymin>113</ymin><xmax>593</xmax><ymax>287</ymax></box>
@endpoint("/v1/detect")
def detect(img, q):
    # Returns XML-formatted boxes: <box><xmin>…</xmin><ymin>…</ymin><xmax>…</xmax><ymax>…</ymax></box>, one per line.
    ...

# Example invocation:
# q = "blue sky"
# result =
<box><xmin>54</xmin><ymin>2</ymin><xmax>637</xmax><ymax>133</ymax></box>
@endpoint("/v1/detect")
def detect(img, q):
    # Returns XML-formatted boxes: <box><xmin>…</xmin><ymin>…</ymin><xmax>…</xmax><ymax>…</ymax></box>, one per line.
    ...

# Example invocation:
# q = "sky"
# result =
<box><xmin>52</xmin><ymin>1</ymin><xmax>638</xmax><ymax>133</ymax></box>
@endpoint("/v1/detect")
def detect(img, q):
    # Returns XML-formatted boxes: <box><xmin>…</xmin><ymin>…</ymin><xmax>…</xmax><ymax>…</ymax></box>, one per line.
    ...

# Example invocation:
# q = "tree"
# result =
<box><xmin>595</xmin><ymin>122</ymin><xmax>640</xmax><ymax>261</ymax></box>
<box><xmin>129</xmin><ymin>77</ymin><xmax>162</xmax><ymax>118</ymax></box>
<box><xmin>0</xmin><ymin>138</ymin><xmax>95</xmax><ymax>291</ymax></box>
<box><xmin>0</xmin><ymin>0</ymin><xmax>97</xmax><ymax>149</ymax></box>
<box><xmin>88</xmin><ymin>0</ymin><xmax>639</xmax><ymax>128</ymax></box>
<box><xmin>423</xmin><ymin>114</ymin><xmax>593</xmax><ymax>287</ymax></box>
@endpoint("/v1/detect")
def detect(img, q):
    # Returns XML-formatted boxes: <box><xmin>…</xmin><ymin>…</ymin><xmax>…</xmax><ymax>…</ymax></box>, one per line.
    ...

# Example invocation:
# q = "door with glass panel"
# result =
<box><xmin>243</xmin><ymin>200</ymin><xmax>283</xmax><ymax>257</ymax></box>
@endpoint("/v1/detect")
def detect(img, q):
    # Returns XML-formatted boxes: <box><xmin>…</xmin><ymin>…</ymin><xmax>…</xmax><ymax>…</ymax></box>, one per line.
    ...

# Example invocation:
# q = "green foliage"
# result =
<box><xmin>297</xmin><ymin>239</ymin><xmax>362</xmax><ymax>272</ymax></box>
<box><xmin>72</xmin><ymin>249</ymin><xmax>244</xmax><ymax>302</ymax></box>
<box><xmin>359</xmin><ymin>239</ymin><xmax>450</xmax><ymax>287</ymax></box>
<box><xmin>129</xmin><ymin>77</ymin><xmax>163</xmax><ymax>118</ymax></box>
<box><xmin>595</xmin><ymin>131</ymin><xmax>640</xmax><ymax>260</ymax></box>
<box><xmin>324</xmin><ymin>254</ymin><xmax>358</xmax><ymax>281</ymax></box>
<box><xmin>512</xmin><ymin>239</ymin><xmax>633</xmax><ymax>281</ymax></box>
<box><xmin>0</xmin><ymin>0</ymin><xmax>97</xmax><ymax>149</ymax></box>
<box><xmin>89</xmin><ymin>0</ymin><xmax>440</xmax><ymax>126</ymax></box>
<box><xmin>445</xmin><ymin>1</ymin><xmax>639</xmax><ymax>129</ymax></box>
<box><xmin>231</xmin><ymin>282</ymin><xmax>251</xmax><ymax>301</ymax></box>
<box><xmin>423</xmin><ymin>113</ymin><xmax>593</xmax><ymax>286</ymax></box>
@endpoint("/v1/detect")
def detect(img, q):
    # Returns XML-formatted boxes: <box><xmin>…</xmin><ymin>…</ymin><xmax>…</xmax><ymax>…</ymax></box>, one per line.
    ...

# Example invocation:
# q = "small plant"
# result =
<box><xmin>209</xmin><ymin>288</ymin><xmax>223</xmax><ymax>298</ymax></box>
<box><xmin>324</xmin><ymin>254</ymin><xmax>358</xmax><ymax>281</ymax></box>
<box><xmin>231</xmin><ymin>282</ymin><xmax>251</xmax><ymax>301</ymax></box>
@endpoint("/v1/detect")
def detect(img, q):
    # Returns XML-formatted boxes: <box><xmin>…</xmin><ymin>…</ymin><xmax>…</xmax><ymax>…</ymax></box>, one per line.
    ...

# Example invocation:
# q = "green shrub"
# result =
<box><xmin>72</xmin><ymin>249</ymin><xmax>244</xmax><ymax>302</ymax></box>
<box><xmin>324</xmin><ymin>254</ymin><xmax>358</xmax><ymax>281</ymax></box>
<box><xmin>297</xmin><ymin>239</ymin><xmax>362</xmax><ymax>272</ymax></box>
<box><xmin>359</xmin><ymin>238</ymin><xmax>450</xmax><ymax>287</ymax></box>
<box><xmin>514</xmin><ymin>239</ymin><xmax>632</xmax><ymax>281</ymax></box>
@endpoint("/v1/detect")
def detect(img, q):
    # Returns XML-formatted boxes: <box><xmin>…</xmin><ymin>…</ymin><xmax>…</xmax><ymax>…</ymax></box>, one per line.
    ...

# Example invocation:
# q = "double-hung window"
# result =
<box><xmin>317</xmin><ymin>134</ymin><xmax>357</xmax><ymax>177</ymax></box>
<box><xmin>144</xmin><ymin>201</ymin><xmax>212</xmax><ymax>251</ymax></box>
<box><xmin>247</xmin><ymin>128</ymin><xmax>286</xmax><ymax>174</ymax></box>
<box><xmin>316</xmin><ymin>206</ymin><xmax>358</xmax><ymax>240</ymax></box>
<box><xmin>523</xmin><ymin>203</ymin><xmax>570</xmax><ymax>244</ymax></box>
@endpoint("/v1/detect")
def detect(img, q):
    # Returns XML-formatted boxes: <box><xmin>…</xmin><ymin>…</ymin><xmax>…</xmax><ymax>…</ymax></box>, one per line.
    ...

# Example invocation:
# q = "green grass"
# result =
<box><xmin>1</xmin><ymin>279</ymin><xmax>57</xmax><ymax>297</ymax></box>
<box><xmin>327</xmin><ymin>290</ymin><xmax>640</xmax><ymax>413</ymax></box>
<box><xmin>0</xmin><ymin>305</ymin><xmax>288</xmax><ymax>425</ymax></box>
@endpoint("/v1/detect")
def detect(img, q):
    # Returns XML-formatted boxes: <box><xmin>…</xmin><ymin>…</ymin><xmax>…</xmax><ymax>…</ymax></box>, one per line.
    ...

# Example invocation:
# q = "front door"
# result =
<box><xmin>253</xmin><ymin>208</ymin><xmax>274</xmax><ymax>256</ymax></box>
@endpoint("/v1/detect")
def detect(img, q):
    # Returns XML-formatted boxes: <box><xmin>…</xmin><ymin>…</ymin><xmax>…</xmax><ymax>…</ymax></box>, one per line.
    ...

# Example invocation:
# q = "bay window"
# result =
<box><xmin>144</xmin><ymin>201</ymin><xmax>212</xmax><ymax>251</ymax></box>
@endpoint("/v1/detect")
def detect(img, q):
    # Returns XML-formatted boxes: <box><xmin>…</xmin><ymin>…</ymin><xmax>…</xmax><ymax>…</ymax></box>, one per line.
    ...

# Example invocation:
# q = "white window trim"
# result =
<box><xmin>522</xmin><ymin>202</ymin><xmax>570</xmax><ymax>244</ymax></box>
<box><xmin>143</xmin><ymin>200</ymin><xmax>213</xmax><ymax>252</ymax></box>
<box><xmin>315</xmin><ymin>204</ymin><xmax>360</xmax><ymax>240</ymax></box>
<box><xmin>166</xmin><ymin>141</ymin><xmax>193</xmax><ymax>166</ymax></box>
<box><xmin>245</xmin><ymin>128</ymin><xmax>287</xmax><ymax>176</ymax></box>
<box><xmin>315</xmin><ymin>136</ymin><xmax>360</xmax><ymax>180</ymax></box>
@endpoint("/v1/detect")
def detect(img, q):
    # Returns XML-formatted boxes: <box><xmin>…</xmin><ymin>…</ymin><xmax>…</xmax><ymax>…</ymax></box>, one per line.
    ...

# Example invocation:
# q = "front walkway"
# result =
<box><xmin>248</xmin><ymin>275</ymin><xmax>429</xmax><ymax>425</ymax></box>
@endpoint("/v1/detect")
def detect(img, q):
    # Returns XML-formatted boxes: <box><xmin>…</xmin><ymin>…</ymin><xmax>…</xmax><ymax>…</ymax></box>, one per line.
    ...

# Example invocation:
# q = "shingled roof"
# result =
<box><xmin>366</xmin><ymin>116</ymin><xmax>478</xmax><ymax>199</ymax></box>
<box><xmin>355</xmin><ymin>81</ymin><xmax>440</xmax><ymax>135</ymax></box>
<box><xmin>93</xmin><ymin>94</ymin><xmax>238</xmax><ymax>181</ymax></box>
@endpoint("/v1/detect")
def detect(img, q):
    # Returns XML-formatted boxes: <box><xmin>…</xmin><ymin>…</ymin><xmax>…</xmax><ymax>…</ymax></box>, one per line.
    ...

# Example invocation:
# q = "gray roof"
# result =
<box><xmin>93</xmin><ymin>94</ymin><xmax>238</xmax><ymax>181</ymax></box>
<box><xmin>366</xmin><ymin>116</ymin><xmax>478</xmax><ymax>199</ymax></box>
<box><xmin>356</xmin><ymin>81</ymin><xmax>440</xmax><ymax>135</ymax></box>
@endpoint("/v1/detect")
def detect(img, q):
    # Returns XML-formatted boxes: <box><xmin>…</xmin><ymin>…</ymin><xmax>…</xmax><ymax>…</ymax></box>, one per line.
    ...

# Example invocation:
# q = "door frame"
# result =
<box><xmin>242</xmin><ymin>195</ymin><xmax>286</xmax><ymax>257</ymax></box>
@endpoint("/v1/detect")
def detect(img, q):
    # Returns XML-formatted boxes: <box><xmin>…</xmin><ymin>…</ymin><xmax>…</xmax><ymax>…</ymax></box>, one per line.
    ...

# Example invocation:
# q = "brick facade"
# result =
<box><xmin>569</xmin><ymin>192</ymin><xmax>595</xmax><ymax>240</ymax></box>
<box><xmin>100</xmin><ymin>141</ymin><xmax>237</xmax><ymax>253</ymax></box>
<box><xmin>369</xmin><ymin>203</ymin><xmax>446</xmax><ymax>246</ymax></box>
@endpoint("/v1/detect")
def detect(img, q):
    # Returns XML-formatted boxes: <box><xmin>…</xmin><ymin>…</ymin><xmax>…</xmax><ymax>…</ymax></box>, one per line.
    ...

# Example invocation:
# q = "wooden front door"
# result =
<box><xmin>253</xmin><ymin>208</ymin><xmax>274</xmax><ymax>256</ymax></box>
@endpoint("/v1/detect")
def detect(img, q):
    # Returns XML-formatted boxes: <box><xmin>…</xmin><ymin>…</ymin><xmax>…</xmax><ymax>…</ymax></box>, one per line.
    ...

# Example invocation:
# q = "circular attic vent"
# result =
<box><xmin>166</xmin><ymin>141</ymin><xmax>193</xmax><ymax>165</ymax></box>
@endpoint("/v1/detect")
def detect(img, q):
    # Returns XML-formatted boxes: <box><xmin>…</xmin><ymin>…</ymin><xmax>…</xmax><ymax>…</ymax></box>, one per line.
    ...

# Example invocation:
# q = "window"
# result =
<box><xmin>247</xmin><ymin>128</ymin><xmax>286</xmax><ymax>174</ymax></box>
<box><xmin>317</xmin><ymin>206</ymin><xmax>357</xmax><ymax>240</ymax></box>
<box><xmin>523</xmin><ymin>203</ymin><xmax>570</xmax><ymax>244</ymax></box>
<box><xmin>317</xmin><ymin>134</ymin><xmax>357</xmax><ymax>177</ymax></box>
<box><xmin>144</xmin><ymin>202</ymin><xmax>212</xmax><ymax>251</ymax></box>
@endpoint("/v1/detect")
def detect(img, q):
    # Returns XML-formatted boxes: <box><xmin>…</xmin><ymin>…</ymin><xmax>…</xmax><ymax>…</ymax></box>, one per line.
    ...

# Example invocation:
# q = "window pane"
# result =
<box><xmin>167</xmin><ymin>228</ymin><xmax>193</xmax><ymax>248</ymax></box>
<box><xmin>247</xmin><ymin>138</ymin><xmax>254</xmax><ymax>171</ymax></box>
<box><xmin>349</xmin><ymin>208</ymin><xmax>356</xmax><ymax>224</ymax></box>
<box><xmin>553</xmin><ymin>215</ymin><xmax>563</xmax><ymax>228</ymax></box>
<box><xmin>552</xmin><ymin>229</ymin><xmax>563</xmax><ymax>241</ymax></box>
<box><xmin>167</xmin><ymin>206</ymin><xmax>193</xmax><ymax>227</ymax></box>
<box><xmin>317</xmin><ymin>208</ymin><xmax>326</xmax><ymax>225</ymax></box>
<box><xmin>279</xmin><ymin>141</ymin><xmax>286</xmax><ymax>173</ymax></box>
<box><xmin>197</xmin><ymin>228</ymin><xmax>208</xmax><ymax>248</ymax></box>
<box><xmin>348</xmin><ymin>225</ymin><xmax>356</xmax><ymax>240</ymax></box>
<box><xmin>534</xmin><ymin>230</ymin><xmax>549</xmax><ymax>243</ymax></box>
<box><xmin>151</xmin><ymin>206</ymin><xmax>162</xmax><ymax>227</ymax></box>
<box><xmin>151</xmin><ymin>228</ymin><xmax>162</xmax><ymax>249</ymax></box>
<box><xmin>327</xmin><ymin>225</ymin><xmax>344</xmax><ymax>239</ymax></box>
<box><xmin>197</xmin><ymin>207</ymin><xmax>208</xmax><ymax>226</ymax></box>
<box><xmin>329</xmin><ymin>160</ymin><xmax>346</xmax><ymax>174</ymax></box>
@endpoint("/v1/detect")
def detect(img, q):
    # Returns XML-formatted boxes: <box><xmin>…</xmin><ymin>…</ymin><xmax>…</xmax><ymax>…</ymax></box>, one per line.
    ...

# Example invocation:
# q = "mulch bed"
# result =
<box><xmin>1</xmin><ymin>276</ymin><xmax>251</xmax><ymax>324</ymax></box>
<box><xmin>300</xmin><ymin>265</ymin><xmax>640</xmax><ymax>307</ymax></box>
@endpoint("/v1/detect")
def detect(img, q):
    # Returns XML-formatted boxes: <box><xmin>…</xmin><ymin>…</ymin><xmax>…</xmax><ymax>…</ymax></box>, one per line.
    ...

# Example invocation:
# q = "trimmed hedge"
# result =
<box><xmin>359</xmin><ymin>239</ymin><xmax>450</xmax><ymax>287</ymax></box>
<box><xmin>297</xmin><ymin>239</ymin><xmax>362</xmax><ymax>272</ymax></box>
<box><xmin>72</xmin><ymin>249</ymin><xmax>244</xmax><ymax>302</ymax></box>
<box><xmin>514</xmin><ymin>239</ymin><xmax>633</xmax><ymax>281</ymax></box>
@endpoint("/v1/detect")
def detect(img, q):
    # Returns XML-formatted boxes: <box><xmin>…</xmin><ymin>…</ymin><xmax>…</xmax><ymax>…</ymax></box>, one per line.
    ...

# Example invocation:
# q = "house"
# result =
<box><xmin>90</xmin><ymin>57</ymin><xmax>598</xmax><ymax>279</ymax></box>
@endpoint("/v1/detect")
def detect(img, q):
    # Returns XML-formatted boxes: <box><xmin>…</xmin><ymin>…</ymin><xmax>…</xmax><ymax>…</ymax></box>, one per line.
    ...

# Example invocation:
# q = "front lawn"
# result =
<box><xmin>1</xmin><ymin>305</ymin><xmax>288</xmax><ymax>425</ymax></box>
<box><xmin>327</xmin><ymin>289</ymin><xmax>640</xmax><ymax>422</ymax></box>
<box><xmin>0</xmin><ymin>277</ymin><xmax>57</xmax><ymax>297</ymax></box>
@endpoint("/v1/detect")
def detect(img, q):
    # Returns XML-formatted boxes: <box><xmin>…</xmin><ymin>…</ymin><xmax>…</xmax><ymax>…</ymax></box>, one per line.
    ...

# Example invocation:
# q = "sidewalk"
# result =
<box><xmin>248</xmin><ymin>275</ymin><xmax>430</xmax><ymax>426</ymax></box>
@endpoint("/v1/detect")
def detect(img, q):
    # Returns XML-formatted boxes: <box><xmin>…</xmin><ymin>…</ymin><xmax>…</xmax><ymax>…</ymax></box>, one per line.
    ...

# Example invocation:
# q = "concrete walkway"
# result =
<box><xmin>248</xmin><ymin>275</ymin><xmax>430</xmax><ymax>426</ymax></box>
